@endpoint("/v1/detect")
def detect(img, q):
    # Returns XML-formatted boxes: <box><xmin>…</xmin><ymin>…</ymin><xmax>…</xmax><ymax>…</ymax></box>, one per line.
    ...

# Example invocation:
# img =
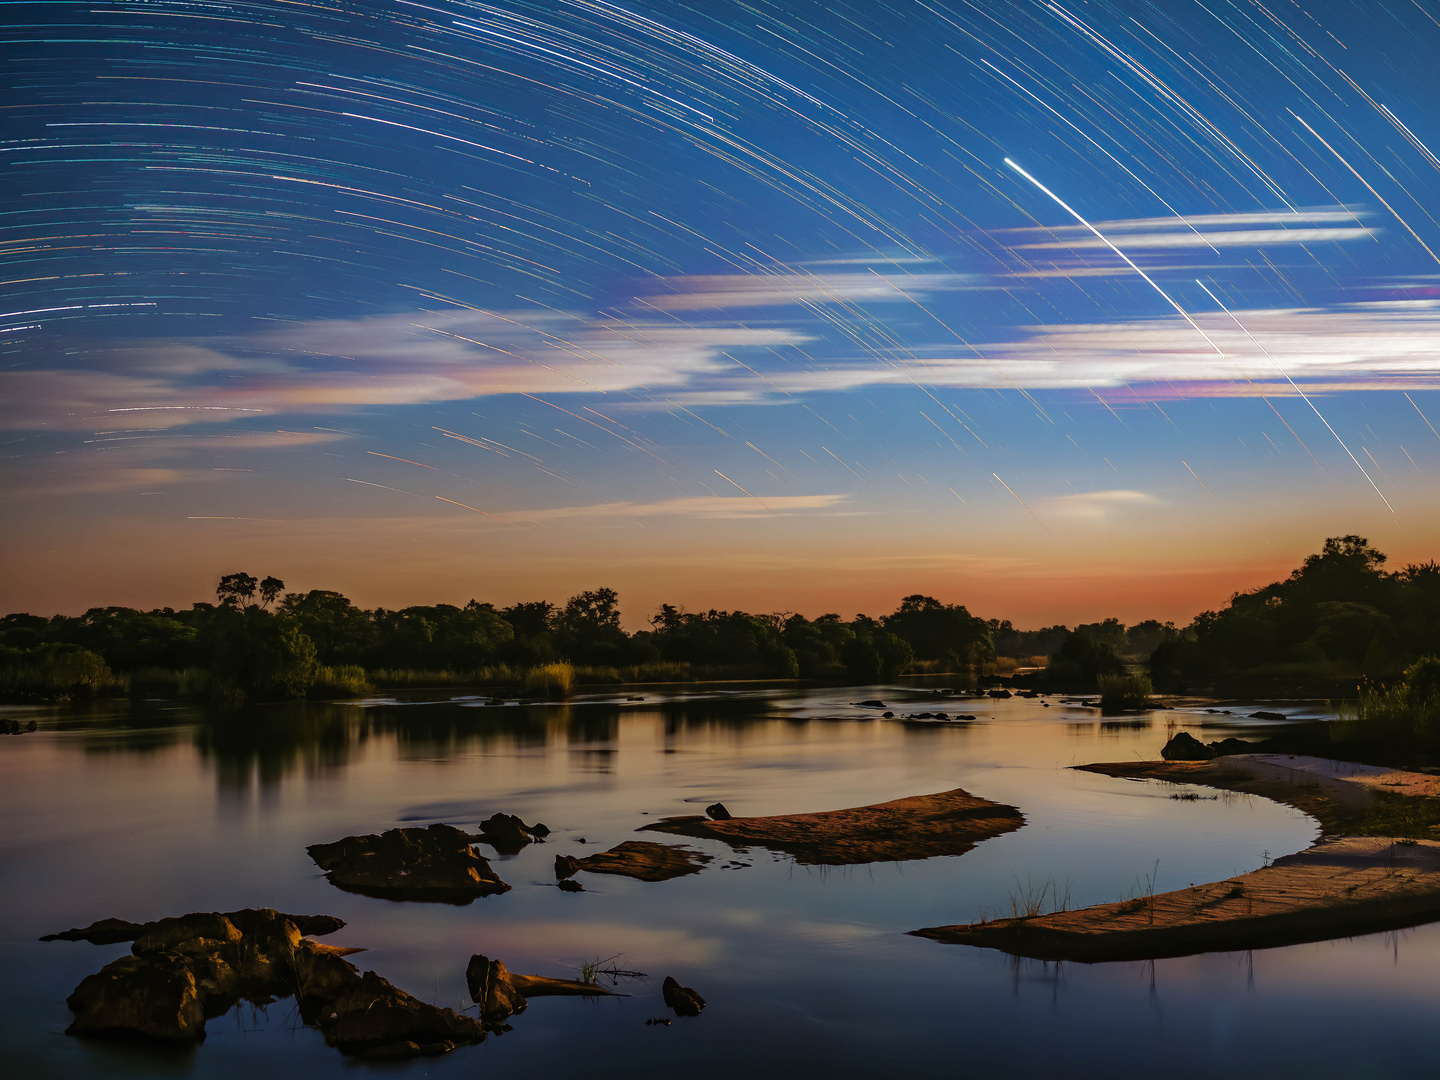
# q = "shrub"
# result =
<box><xmin>1097</xmin><ymin>672</ymin><xmax>1154</xmax><ymax>713</ymax></box>
<box><xmin>1338</xmin><ymin>656</ymin><xmax>1440</xmax><ymax>750</ymax></box>
<box><xmin>0</xmin><ymin>645</ymin><xmax>127</xmax><ymax>700</ymax></box>
<box><xmin>308</xmin><ymin>665</ymin><xmax>372</xmax><ymax>699</ymax></box>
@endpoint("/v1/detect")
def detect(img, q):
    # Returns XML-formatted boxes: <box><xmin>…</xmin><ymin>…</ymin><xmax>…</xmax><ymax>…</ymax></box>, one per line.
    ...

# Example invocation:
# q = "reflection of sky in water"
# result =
<box><xmin>1</xmin><ymin>688</ymin><xmax>1432</xmax><ymax>1078</ymax></box>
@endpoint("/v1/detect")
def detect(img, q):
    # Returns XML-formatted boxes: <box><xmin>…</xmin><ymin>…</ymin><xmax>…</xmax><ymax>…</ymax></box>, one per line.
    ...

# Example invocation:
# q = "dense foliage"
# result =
<box><xmin>5</xmin><ymin>534</ymin><xmax>1432</xmax><ymax>702</ymax></box>
<box><xmin>1150</xmin><ymin>536</ymin><xmax>1440</xmax><ymax>693</ymax></box>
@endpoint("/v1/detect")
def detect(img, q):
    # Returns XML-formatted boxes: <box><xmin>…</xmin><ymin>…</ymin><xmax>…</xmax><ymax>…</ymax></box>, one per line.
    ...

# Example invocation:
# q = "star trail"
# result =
<box><xmin>4</xmin><ymin>0</ymin><xmax>1440</xmax><ymax>622</ymax></box>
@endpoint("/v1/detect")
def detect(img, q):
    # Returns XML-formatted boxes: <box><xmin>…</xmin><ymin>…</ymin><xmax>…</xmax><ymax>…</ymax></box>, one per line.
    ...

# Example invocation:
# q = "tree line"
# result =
<box><xmin>1</xmin><ymin>535</ymin><xmax>1432</xmax><ymax>701</ymax></box>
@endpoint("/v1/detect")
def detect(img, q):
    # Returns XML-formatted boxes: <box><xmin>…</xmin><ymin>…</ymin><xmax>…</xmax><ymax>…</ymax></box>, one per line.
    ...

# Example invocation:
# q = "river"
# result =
<box><xmin>2</xmin><ymin>685</ymin><xmax>1432</xmax><ymax>1077</ymax></box>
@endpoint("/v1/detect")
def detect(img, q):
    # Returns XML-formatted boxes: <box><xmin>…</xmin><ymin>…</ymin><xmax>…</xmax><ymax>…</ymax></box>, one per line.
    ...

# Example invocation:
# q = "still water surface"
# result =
<box><xmin>1</xmin><ymin>686</ymin><xmax>1433</xmax><ymax>1078</ymax></box>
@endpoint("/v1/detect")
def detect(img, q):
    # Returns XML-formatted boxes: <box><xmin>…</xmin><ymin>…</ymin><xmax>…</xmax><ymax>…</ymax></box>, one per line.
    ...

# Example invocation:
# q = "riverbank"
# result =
<box><xmin>913</xmin><ymin>753</ymin><xmax>1440</xmax><ymax>962</ymax></box>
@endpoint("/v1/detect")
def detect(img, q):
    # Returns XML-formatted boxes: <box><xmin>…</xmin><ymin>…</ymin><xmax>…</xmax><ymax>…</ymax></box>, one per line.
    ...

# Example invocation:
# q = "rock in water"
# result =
<box><xmin>66</xmin><ymin>952</ymin><xmax>210</xmax><ymax>1042</ymax></box>
<box><xmin>59</xmin><ymin>906</ymin><xmax>486</xmax><ymax>1059</ymax></box>
<box><xmin>43</xmin><ymin>909</ymin><xmax>343</xmax><ymax>945</ymax></box>
<box><xmin>1161</xmin><ymin>731</ymin><xmax>1216</xmax><ymax>761</ymax></box>
<box><xmin>705</xmin><ymin>802</ymin><xmax>732</xmax><ymax>821</ymax></box>
<box><xmin>465</xmin><ymin>954</ymin><xmax>528</xmax><ymax>1026</ymax></box>
<box><xmin>575</xmin><ymin>841</ymin><xmax>712</xmax><ymax>882</ymax></box>
<box><xmin>554</xmin><ymin>854</ymin><xmax>581</xmax><ymax>880</ymax></box>
<box><xmin>477</xmin><ymin>813</ymin><xmax>547</xmax><ymax>854</ymax></box>
<box><xmin>307</xmin><ymin>823</ymin><xmax>509</xmax><ymax>901</ymax></box>
<box><xmin>558</xmin><ymin>879</ymin><xmax>584</xmax><ymax>892</ymax></box>
<box><xmin>661</xmin><ymin>976</ymin><xmax>705</xmax><ymax>1017</ymax></box>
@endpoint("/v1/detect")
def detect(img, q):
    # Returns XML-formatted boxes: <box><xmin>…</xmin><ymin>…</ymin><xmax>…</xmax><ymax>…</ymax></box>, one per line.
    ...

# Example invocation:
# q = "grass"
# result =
<box><xmin>1007</xmin><ymin>875</ymin><xmax>1071</xmax><ymax>919</ymax></box>
<box><xmin>1335</xmin><ymin>657</ymin><xmax>1440</xmax><ymax>752</ymax></box>
<box><xmin>524</xmin><ymin>662</ymin><xmax>575</xmax><ymax>699</ymax></box>
<box><xmin>1097</xmin><ymin>672</ymin><xmax>1153</xmax><ymax>714</ymax></box>
<box><xmin>307</xmin><ymin>665</ymin><xmax>372</xmax><ymax>698</ymax></box>
<box><xmin>368</xmin><ymin>665</ymin><xmax>523</xmax><ymax>689</ymax></box>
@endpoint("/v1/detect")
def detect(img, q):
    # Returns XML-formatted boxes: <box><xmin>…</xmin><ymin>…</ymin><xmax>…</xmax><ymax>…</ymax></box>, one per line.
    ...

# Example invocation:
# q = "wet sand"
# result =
<box><xmin>641</xmin><ymin>788</ymin><xmax>1024</xmax><ymax>866</ymax></box>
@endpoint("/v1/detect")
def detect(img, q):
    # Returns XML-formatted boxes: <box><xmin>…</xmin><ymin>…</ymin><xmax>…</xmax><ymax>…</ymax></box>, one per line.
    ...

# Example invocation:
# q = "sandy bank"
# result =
<box><xmin>641</xmin><ymin>788</ymin><xmax>1024</xmax><ymax>866</ymax></box>
<box><xmin>914</xmin><ymin>753</ymin><xmax>1440</xmax><ymax>962</ymax></box>
<box><xmin>913</xmin><ymin>835</ymin><xmax>1440</xmax><ymax>962</ymax></box>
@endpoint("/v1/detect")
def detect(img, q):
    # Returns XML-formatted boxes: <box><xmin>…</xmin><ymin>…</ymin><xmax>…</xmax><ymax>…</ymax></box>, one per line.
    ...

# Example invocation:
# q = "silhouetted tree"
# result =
<box><xmin>216</xmin><ymin>572</ymin><xmax>259</xmax><ymax>609</ymax></box>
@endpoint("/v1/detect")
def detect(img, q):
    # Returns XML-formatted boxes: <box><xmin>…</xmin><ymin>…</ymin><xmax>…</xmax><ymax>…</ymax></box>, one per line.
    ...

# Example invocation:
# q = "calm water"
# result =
<box><xmin>2</xmin><ymin>686</ymin><xmax>1433</xmax><ymax>1078</ymax></box>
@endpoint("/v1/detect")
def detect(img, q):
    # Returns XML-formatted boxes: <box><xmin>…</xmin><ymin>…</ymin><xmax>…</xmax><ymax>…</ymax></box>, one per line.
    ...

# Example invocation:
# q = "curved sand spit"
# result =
<box><xmin>914</xmin><ymin>754</ymin><xmax>1440</xmax><ymax>962</ymax></box>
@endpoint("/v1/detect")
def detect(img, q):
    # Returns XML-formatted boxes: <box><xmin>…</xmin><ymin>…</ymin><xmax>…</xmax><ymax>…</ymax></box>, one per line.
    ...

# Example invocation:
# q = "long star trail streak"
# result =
<box><xmin>5</xmin><ymin>0</ymin><xmax>1440</xmax><ymax>631</ymax></box>
<box><xmin>1195</xmin><ymin>280</ymin><xmax>1396</xmax><ymax>516</ymax></box>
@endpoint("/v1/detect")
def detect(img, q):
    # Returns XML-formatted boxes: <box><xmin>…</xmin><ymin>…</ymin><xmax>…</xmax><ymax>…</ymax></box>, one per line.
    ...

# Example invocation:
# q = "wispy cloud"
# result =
<box><xmin>0</xmin><ymin>309</ymin><xmax>808</xmax><ymax>430</ymax></box>
<box><xmin>756</xmin><ymin>300</ymin><xmax>1440</xmax><ymax>398</ymax></box>
<box><xmin>642</xmin><ymin>271</ymin><xmax>976</xmax><ymax>311</ymax></box>
<box><xmin>1046</xmin><ymin>490</ymin><xmax>1159</xmax><ymax>521</ymax></box>
<box><xmin>1001</xmin><ymin>205</ymin><xmax>1372</xmax><ymax>251</ymax></box>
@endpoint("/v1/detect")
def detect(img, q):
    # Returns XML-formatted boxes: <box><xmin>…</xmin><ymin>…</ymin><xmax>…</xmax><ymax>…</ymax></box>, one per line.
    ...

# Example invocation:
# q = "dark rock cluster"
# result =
<box><xmin>51</xmin><ymin>908</ymin><xmax>487</xmax><ymax>1059</ymax></box>
<box><xmin>307</xmin><ymin>823</ymin><xmax>509</xmax><ymax>901</ymax></box>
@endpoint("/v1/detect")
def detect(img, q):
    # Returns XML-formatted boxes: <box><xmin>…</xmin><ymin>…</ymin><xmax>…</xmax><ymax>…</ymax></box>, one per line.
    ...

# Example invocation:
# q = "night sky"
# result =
<box><xmin>5</xmin><ymin>0</ymin><xmax>1440</xmax><ymax>625</ymax></box>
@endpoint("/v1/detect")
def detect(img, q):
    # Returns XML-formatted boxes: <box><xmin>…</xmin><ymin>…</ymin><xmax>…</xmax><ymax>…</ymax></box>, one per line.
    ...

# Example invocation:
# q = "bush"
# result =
<box><xmin>0</xmin><ymin>645</ymin><xmax>127</xmax><ymax>700</ymax></box>
<box><xmin>1338</xmin><ymin>656</ymin><xmax>1440</xmax><ymax>750</ymax></box>
<box><xmin>308</xmin><ymin>665</ymin><xmax>372</xmax><ymax>699</ymax></box>
<box><xmin>1097</xmin><ymin>672</ymin><xmax>1154</xmax><ymax>713</ymax></box>
<box><xmin>523</xmin><ymin>662</ymin><xmax>575</xmax><ymax>699</ymax></box>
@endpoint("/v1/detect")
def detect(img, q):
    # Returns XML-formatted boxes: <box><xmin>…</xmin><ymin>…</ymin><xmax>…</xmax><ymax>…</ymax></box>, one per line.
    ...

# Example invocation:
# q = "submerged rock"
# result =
<box><xmin>1160</xmin><ymin>732</ymin><xmax>1215</xmax><ymax>761</ymax></box>
<box><xmin>307</xmin><ymin>823</ymin><xmax>509</xmax><ymax>902</ymax></box>
<box><xmin>575</xmin><ymin>840</ymin><xmax>713</xmax><ymax>882</ymax></box>
<box><xmin>557</xmin><ymin>879</ymin><xmax>584</xmax><ymax>892</ymax></box>
<box><xmin>43</xmin><ymin>910</ymin><xmax>344</xmax><ymax>945</ymax></box>
<box><xmin>477</xmin><ymin>812</ymin><xmax>549</xmax><ymax>854</ymax></box>
<box><xmin>661</xmin><ymin>976</ymin><xmax>705</xmax><ymax>1017</ymax></box>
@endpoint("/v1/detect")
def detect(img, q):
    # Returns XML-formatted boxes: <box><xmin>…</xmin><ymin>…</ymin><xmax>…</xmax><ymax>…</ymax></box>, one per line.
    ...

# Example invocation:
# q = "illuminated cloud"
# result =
<box><xmin>765</xmin><ymin>300</ymin><xmax>1440</xmax><ymax>398</ymax></box>
<box><xmin>1001</xmin><ymin>206</ymin><xmax>1373</xmax><ymax>250</ymax></box>
<box><xmin>1047</xmin><ymin>490</ymin><xmax>1160</xmax><ymax>522</ymax></box>
<box><xmin>641</xmin><ymin>271</ymin><xmax>976</xmax><ymax>310</ymax></box>
<box><xmin>0</xmin><ymin>309</ymin><xmax>808</xmax><ymax>430</ymax></box>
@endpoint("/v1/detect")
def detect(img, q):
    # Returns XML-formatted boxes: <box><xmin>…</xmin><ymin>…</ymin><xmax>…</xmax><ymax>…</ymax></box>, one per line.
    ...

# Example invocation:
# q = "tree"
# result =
<box><xmin>259</xmin><ymin>576</ymin><xmax>285</xmax><ymax>609</ymax></box>
<box><xmin>217</xmin><ymin>572</ymin><xmax>259</xmax><ymax>609</ymax></box>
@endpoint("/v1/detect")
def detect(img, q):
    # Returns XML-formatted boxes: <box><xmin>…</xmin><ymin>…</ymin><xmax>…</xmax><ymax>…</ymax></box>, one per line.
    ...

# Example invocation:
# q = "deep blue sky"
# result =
<box><xmin>4</xmin><ymin>0</ymin><xmax>1440</xmax><ymax>623</ymax></box>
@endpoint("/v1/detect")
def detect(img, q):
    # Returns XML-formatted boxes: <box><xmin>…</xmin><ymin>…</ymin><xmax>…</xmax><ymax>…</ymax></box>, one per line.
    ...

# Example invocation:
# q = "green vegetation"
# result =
<box><xmin>1149</xmin><ymin>535</ymin><xmax>1440</xmax><ymax>695</ymax></box>
<box><xmin>1335</xmin><ymin>656</ymin><xmax>1440</xmax><ymax>753</ymax></box>
<box><xmin>4</xmin><ymin>534</ymin><xmax>1433</xmax><ymax>705</ymax></box>
<box><xmin>0</xmin><ymin>644</ymin><xmax>128</xmax><ymax>701</ymax></box>
<box><xmin>523</xmin><ymin>662</ymin><xmax>575</xmax><ymax>700</ymax></box>
<box><xmin>1097</xmin><ymin>672</ymin><xmax>1154</xmax><ymax>713</ymax></box>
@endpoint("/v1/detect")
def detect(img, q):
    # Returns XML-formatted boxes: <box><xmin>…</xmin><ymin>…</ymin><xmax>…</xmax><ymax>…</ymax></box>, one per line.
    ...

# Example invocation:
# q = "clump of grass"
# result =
<box><xmin>307</xmin><ymin>665</ymin><xmax>372</xmax><ymax>699</ymax></box>
<box><xmin>1336</xmin><ymin>656</ymin><xmax>1440</xmax><ymax>752</ymax></box>
<box><xmin>524</xmin><ymin>662</ymin><xmax>575</xmax><ymax>699</ymax></box>
<box><xmin>1097</xmin><ymin>672</ymin><xmax>1153</xmax><ymax>714</ymax></box>
<box><xmin>577</xmin><ymin>954</ymin><xmax>646</xmax><ymax>985</ymax></box>
<box><xmin>1007</xmin><ymin>875</ymin><xmax>1071</xmax><ymax>919</ymax></box>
